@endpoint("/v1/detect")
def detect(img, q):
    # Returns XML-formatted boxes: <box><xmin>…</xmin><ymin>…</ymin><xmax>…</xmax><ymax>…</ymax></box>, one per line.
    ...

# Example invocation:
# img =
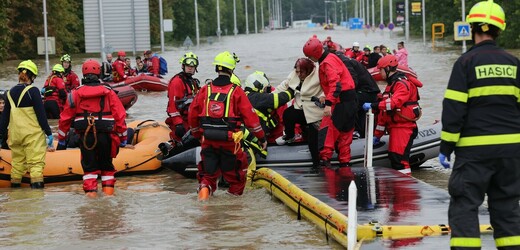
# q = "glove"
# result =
<box><xmin>119</xmin><ymin>139</ymin><xmax>127</xmax><ymax>147</ymax></box>
<box><xmin>363</xmin><ymin>103</ymin><xmax>372</xmax><ymax>111</ymax></box>
<box><xmin>56</xmin><ymin>140</ymin><xmax>67</xmax><ymax>150</ymax></box>
<box><xmin>175</xmin><ymin>124</ymin><xmax>186</xmax><ymax>139</ymax></box>
<box><xmin>439</xmin><ymin>153</ymin><xmax>451</xmax><ymax>169</ymax></box>
<box><xmin>373</xmin><ymin>137</ymin><xmax>380</xmax><ymax>146</ymax></box>
<box><xmin>46</xmin><ymin>135</ymin><xmax>54</xmax><ymax>148</ymax></box>
<box><xmin>41</xmin><ymin>87</ymin><xmax>46</xmax><ymax>95</ymax></box>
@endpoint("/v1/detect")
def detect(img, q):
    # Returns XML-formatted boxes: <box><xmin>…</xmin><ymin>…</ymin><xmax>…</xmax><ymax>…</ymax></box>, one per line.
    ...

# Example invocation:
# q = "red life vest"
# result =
<box><xmin>43</xmin><ymin>75</ymin><xmax>63</xmax><ymax>101</ymax></box>
<box><xmin>199</xmin><ymin>83</ymin><xmax>241</xmax><ymax>141</ymax></box>
<box><xmin>381</xmin><ymin>76</ymin><xmax>421</xmax><ymax>124</ymax></box>
<box><xmin>70</xmin><ymin>85</ymin><xmax>116</xmax><ymax>132</ymax></box>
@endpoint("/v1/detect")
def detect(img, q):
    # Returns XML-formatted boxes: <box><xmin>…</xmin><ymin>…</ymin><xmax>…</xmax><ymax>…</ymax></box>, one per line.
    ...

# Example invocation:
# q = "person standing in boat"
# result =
<box><xmin>393</xmin><ymin>42</ymin><xmax>409</xmax><ymax>67</ymax></box>
<box><xmin>274</xmin><ymin>57</ymin><xmax>323</xmax><ymax>172</ymax></box>
<box><xmin>60</xmin><ymin>54</ymin><xmax>80</xmax><ymax>92</ymax></box>
<box><xmin>243</xmin><ymin>70</ymin><xmax>293</xmax><ymax>143</ymax></box>
<box><xmin>0</xmin><ymin>60</ymin><xmax>53</xmax><ymax>188</ymax></box>
<box><xmin>165</xmin><ymin>52</ymin><xmax>200</xmax><ymax>142</ymax></box>
<box><xmin>143</xmin><ymin>50</ymin><xmax>160</xmax><ymax>77</ymax></box>
<box><xmin>101</xmin><ymin>52</ymin><xmax>113</xmax><ymax>82</ymax></box>
<box><xmin>112</xmin><ymin>50</ymin><xmax>129</xmax><ymax>83</ymax></box>
<box><xmin>42</xmin><ymin>64</ymin><xmax>67</xmax><ymax>119</ymax></box>
<box><xmin>362</xmin><ymin>55</ymin><xmax>422</xmax><ymax>176</ymax></box>
<box><xmin>438</xmin><ymin>1</ymin><xmax>520</xmax><ymax>249</ymax></box>
<box><xmin>303</xmin><ymin>36</ymin><xmax>357</xmax><ymax>170</ymax></box>
<box><xmin>57</xmin><ymin>59</ymin><xmax>128</xmax><ymax>197</ymax></box>
<box><xmin>188</xmin><ymin>51</ymin><xmax>267</xmax><ymax>201</ymax></box>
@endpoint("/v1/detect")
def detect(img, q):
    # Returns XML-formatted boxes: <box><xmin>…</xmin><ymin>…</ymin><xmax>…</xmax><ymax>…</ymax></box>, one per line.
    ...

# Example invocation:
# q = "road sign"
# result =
<box><xmin>388</xmin><ymin>22</ymin><xmax>395</xmax><ymax>30</ymax></box>
<box><xmin>379</xmin><ymin>23</ymin><xmax>385</xmax><ymax>30</ymax></box>
<box><xmin>454</xmin><ymin>21</ymin><xmax>472</xmax><ymax>41</ymax></box>
<box><xmin>37</xmin><ymin>37</ymin><xmax>56</xmax><ymax>55</ymax></box>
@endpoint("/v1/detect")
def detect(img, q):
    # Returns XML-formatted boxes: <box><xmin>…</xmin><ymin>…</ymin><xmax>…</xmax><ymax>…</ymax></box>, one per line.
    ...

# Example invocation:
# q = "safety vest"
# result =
<box><xmin>70</xmin><ymin>85</ymin><xmax>116</xmax><ymax>133</ymax></box>
<box><xmin>200</xmin><ymin>83</ymin><xmax>241</xmax><ymax>141</ymax></box>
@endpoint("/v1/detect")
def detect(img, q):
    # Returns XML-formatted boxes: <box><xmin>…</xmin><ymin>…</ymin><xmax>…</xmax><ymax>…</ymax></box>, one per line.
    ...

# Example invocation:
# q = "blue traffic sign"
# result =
<box><xmin>454</xmin><ymin>22</ymin><xmax>472</xmax><ymax>41</ymax></box>
<box><xmin>457</xmin><ymin>24</ymin><xmax>470</xmax><ymax>37</ymax></box>
<box><xmin>379</xmin><ymin>23</ymin><xmax>385</xmax><ymax>30</ymax></box>
<box><xmin>388</xmin><ymin>22</ymin><xmax>395</xmax><ymax>30</ymax></box>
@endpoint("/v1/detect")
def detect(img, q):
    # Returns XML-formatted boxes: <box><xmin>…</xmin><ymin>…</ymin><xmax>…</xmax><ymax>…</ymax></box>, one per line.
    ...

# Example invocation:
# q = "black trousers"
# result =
<box><xmin>355</xmin><ymin>91</ymin><xmax>379</xmax><ymax>138</ymax></box>
<box><xmin>44</xmin><ymin>100</ymin><xmax>61</xmax><ymax>119</ymax></box>
<box><xmin>448</xmin><ymin>156</ymin><xmax>520</xmax><ymax>250</ymax></box>
<box><xmin>79</xmin><ymin>133</ymin><xmax>115</xmax><ymax>173</ymax></box>
<box><xmin>282</xmin><ymin>106</ymin><xmax>319</xmax><ymax>166</ymax></box>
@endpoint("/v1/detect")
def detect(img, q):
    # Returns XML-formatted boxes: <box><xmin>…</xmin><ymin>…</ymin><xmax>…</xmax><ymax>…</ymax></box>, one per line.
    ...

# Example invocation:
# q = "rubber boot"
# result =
<box><xmin>198</xmin><ymin>186</ymin><xmax>210</xmax><ymax>201</ymax></box>
<box><xmin>30</xmin><ymin>182</ymin><xmax>44</xmax><ymax>189</ymax></box>
<box><xmin>102</xmin><ymin>187</ymin><xmax>115</xmax><ymax>196</ymax></box>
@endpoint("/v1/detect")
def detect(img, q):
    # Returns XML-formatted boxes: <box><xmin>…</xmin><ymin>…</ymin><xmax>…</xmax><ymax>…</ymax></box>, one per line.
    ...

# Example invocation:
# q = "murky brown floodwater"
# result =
<box><xmin>1</xmin><ymin>27</ymin><xmax>518</xmax><ymax>249</ymax></box>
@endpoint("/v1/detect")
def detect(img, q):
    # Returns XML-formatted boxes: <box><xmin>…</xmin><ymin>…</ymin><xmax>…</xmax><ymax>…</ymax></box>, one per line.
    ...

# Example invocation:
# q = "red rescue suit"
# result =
<box><xmin>43</xmin><ymin>75</ymin><xmax>67</xmax><ymax>111</ymax></box>
<box><xmin>166</xmin><ymin>72</ymin><xmax>199</xmax><ymax>141</ymax></box>
<box><xmin>63</xmin><ymin>70</ymin><xmax>80</xmax><ymax>92</ymax></box>
<box><xmin>188</xmin><ymin>75</ymin><xmax>265</xmax><ymax>196</ymax></box>
<box><xmin>356</xmin><ymin>54</ymin><xmax>369</xmax><ymax>68</ymax></box>
<box><xmin>145</xmin><ymin>56</ymin><xmax>160</xmax><ymax>76</ymax></box>
<box><xmin>112</xmin><ymin>59</ymin><xmax>128</xmax><ymax>83</ymax></box>
<box><xmin>374</xmin><ymin>72</ymin><xmax>422</xmax><ymax>175</ymax></box>
<box><xmin>318</xmin><ymin>51</ymin><xmax>357</xmax><ymax>165</ymax></box>
<box><xmin>345</xmin><ymin>49</ymin><xmax>363</xmax><ymax>60</ymax></box>
<box><xmin>58</xmin><ymin>83</ymin><xmax>127</xmax><ymax>194</ymax></box>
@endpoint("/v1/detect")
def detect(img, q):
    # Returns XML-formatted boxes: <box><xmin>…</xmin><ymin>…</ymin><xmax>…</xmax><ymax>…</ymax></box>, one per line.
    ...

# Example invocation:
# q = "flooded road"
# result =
<box><xmin>1</xmin><ymin>27</ymin><xmax>517</xmax><ymax>249</ymax></box>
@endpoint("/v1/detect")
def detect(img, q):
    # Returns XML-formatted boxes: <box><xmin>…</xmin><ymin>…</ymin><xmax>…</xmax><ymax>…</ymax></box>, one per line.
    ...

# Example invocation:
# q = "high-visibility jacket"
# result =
<box><xmin>440</xmin><ymin>40</ymin><xmax>520</xmax><ymax>159</ymax></box>
<box><xmin>246</xmin><ymin>89</ymin><xmax>293</xmax><ymax>134</ymax></box>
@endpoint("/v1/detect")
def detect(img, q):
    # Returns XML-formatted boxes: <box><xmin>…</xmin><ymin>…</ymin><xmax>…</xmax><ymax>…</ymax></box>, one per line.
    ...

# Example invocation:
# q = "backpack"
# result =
<box><xmin>154</xmin><ymin>55</ymin><xmax>168</xmax><ymax>75</ymax></box>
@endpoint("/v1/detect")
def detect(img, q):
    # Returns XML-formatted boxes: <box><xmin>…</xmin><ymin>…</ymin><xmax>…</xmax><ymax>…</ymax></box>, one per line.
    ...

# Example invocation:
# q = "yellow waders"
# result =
<box><xmin>7</xmin><ymin>86</ymin><xmax>47</xmax><ymax>184</ymax></box>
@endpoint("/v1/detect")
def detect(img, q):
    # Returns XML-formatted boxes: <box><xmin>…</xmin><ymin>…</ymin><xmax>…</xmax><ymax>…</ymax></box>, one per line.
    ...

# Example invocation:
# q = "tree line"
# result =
<box><xmin>0</xmin><ymin>0</ymin><xmax>517</xmax><ymax>62</ymax></box>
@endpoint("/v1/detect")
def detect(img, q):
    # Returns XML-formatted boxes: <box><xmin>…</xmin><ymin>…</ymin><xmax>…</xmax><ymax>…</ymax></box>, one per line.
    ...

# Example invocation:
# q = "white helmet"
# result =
<box><xmin>353</xmin><ymin>42</ymin><xmax>360</xmax><ymax>47</ymax></box>
<box><xmin>244</xmin><ymin>71</ymin><xmax>270</xmax><ymax>93</ymax></box>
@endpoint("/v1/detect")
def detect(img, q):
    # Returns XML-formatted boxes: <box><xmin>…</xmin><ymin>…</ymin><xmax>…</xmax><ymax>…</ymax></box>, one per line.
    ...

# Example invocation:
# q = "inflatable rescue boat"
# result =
<box><xmin>162</xmin><ymin>122</ymin><xmax>441</xmax><ymax>177</ymax></box>
<box><xmin>0</xmin><ymin>120</ymin><xmax>170</xmax><ymax>188</ymax></box>
<box><xmin>107</xmin><ymin>82</ymin><xmax>138</xmax><ymax>110</ymax></box>
<box><xmin>123</xmin><ymin>74</ymin><xmax>169</xmax><ymax>91</ymax></box>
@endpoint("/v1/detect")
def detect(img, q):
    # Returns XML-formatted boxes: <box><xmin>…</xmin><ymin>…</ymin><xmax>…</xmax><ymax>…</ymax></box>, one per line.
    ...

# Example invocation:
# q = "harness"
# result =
<box><xmin>383</xmin><ymin>77</ymin><xmax>422</xmax><ymax>122</ymax></box>
<box><xmin>43</xmin><ymin>75</ymin><xmax>57</xmax><ymax>97</ymax></box>
<box><xmin>200</xmin><ymin>84</ymin><xmax>241</xmax><ymax>141</ymax></box>
<box><xmin>174</xmin><ymin>73</ymin><xmax>199</xmax><ymax>112</ymax></box>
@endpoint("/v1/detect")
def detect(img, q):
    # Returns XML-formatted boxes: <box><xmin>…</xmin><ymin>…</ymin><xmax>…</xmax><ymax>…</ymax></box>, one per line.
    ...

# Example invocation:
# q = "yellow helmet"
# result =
<box><xmin>179</xmin><ymin>52</ymin><xmax>199</xmax><ymax>67</ymax></box>
<box><xmin>467</xmin><ymin>0</ymin><xmax>506</xmax><ymax>31</ymax></box>
<box><xmin>17</xmin><ymin>60</ymin><xmax>38</xmax><ymax>76</ymax></box>
<box><xmin>52</xmin><ymin>64</ymin><xmax>65</xmax><ymax>73</ymax></box>
<box><xmin>213</xmin><ymin>51</ymin><xmax>236</xmax><ymax>71</ymax></box>
<box><xmin>244</xmin><ymin>71</ymin><xmax>270</xmax><ymax>93</ymax></box>
<box><xmin>60</xmin><ymin>54</ymin><xmax>71</xmax><ymax>62</ymax></box>
<box><xmin>231</xmin><ymin>74</ymin><xmax>241</xmax><ymax>86</ymax></box>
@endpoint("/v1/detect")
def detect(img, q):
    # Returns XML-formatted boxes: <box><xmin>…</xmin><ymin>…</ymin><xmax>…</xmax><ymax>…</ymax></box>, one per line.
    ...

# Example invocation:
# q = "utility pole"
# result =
<box><xmin>43</xmin><ymin>0</ymin><xmax>50</xmax><ymax>74</ymax></box>
<box><xmin>159</xmin><ymin>0</ymin><xmax>164</xmax><ymax>52</ymax></box>
<box><xmin>217</xmin><ymin>0</ymin><xmax>222</xmax><ymax>39</ymax></box>
<box><xmin>245</xmin><ymin>0</ymin><xmax>249</xmax><ymax>34</ymax></box>
<box><xmin>405</xmin><ymin>0</ymin><xmax>409</xmax><ymax>41</ymax></box>
<box><xmin>254</xmin><ymin>0</ymin><xmax>258</xmax><ymax>33</ymax></box>
<box><xmin>233</xmin><ymin>0</ymin><xmax>238</xmax><ymax>35</ymax></box>
<box><xmin>195</xmin><ymin>0</ymin><xmax>200</xmax><ymax>47</ymax></box>
<box><xmin>260</xmin><ymin>0</ymin><xmax>264</xmax><ymax>31</ymax></box>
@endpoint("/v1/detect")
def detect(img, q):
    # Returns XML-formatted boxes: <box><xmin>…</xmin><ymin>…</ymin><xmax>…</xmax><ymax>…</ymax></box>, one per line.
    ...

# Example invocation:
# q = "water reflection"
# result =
<box><xmin>76</xmin><ymin>198</ymin><xmax>129</xmax><ymax>241</ymax></box>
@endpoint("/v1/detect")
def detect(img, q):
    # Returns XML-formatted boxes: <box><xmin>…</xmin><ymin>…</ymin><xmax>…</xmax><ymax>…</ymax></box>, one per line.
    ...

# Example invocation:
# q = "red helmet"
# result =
<box><xmin>303</xmin><ymin>36</ymin><xmax>323</xmax><ymax>59</ymax></box>
<box><xmin>82</xmin><ymin>59</ymin><xmax>101</xmax><ymax>76</ymax></box>
<box><xmin>118</xmin><ymin>50</ymin><xmax>126</xmax><ymax>57</ymax></box>
<box><xmin>377</xmin><ymin>55</ymin><xmax>399</xmax><ymax>69</ymax></box>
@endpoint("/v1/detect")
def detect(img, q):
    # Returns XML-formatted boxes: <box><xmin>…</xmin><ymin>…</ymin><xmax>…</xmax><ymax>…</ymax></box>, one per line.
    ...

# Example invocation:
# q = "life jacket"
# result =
<box><xmin>70</xmin><ymin>85</ymin><xmax>116</xmax><ymax>133</ymax></box>
<box><xmin>199</xmin><ymin>83</ymin><xmax>241</xmax><ymax>141</ymax></box>
<box><xmin>382</xmin><ymin>75</ymin><xmax>422</xmax><ymax>123</ymax></box>
<box><xmin>112</xmin><ymin>60</ymin><xmax>127</xmax><ymax>83</ymax></box>
<box><xmin>174</xmin><ymin>73</ymin><xmax>200</xmax><ymax>112</ymax></box>
<box><xmin>43</xmin><ymin>75</ymin><xmax>58</xmax><ymax>98</ymax></box>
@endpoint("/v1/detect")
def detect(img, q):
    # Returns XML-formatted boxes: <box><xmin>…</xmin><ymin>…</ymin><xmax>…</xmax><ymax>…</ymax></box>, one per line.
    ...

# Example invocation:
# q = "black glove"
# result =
<box><xmin>56</xmin><ymin>140</ymin><xmax>67</xmax><ymax>151</ymax></box>
<box><xmin>175</xmin><ymin>124</ymin><xmax>186</xmax><ymax>139</ymax></box>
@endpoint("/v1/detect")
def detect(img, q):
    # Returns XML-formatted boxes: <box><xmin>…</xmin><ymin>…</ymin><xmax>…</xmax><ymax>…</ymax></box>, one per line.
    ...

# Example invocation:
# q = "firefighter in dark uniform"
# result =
<box><xmin>58</xmin><ymin>59</ymin><xmax>128</xmax><ymax>198</ymax></box>
<box><xmin>243</xmin><ymin>70</ymin><xmax>293</xmax><ymax>142</ymax></box>
<box><xmin>438</xmin><ymin>1</ymin><xmax>520</xmax><ymax>249</ymax></box>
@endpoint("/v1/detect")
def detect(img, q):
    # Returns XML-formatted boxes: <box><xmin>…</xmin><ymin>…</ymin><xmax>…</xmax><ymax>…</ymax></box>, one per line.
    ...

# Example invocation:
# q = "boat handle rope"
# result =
<box><xmin>324</xmin><ymin>215</ymin><xmax>330</xmax><ymax>243</ymax></box>
<box><xmin>83</xmin><ymin>116</ymin><xmax>97</xmax><ymax>150</ymax></box>
<box><xmin>117</xmin><ymin>153</ymin><xmax>161</xmax><ymax>172</ymax></box>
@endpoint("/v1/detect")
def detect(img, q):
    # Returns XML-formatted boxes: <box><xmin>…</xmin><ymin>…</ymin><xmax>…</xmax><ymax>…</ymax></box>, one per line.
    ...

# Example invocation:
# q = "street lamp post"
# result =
<box><xmin>254</xmin><ymin>0</ymin><xmax>258</xmax><ymax>33</ymax></box>
<box><xmin>233</xmin><ymin>0</ymin><xmax>238</xmax><ymax>35</ymax></box>
<box><xmin>217</xmin><ymin>0</ymin><xmax>222</xmax><ymax>39</ymax></box>
<box><xmin>325</xmin><ymin>1</ymin><xmax>337</xmax><ymax>24</ymax></box>
<box><xmin>195</xmin><ymin>0</ymin><xmax>200</xmax><ymax>47</ymax></box>
<box><xmin>245</xmin><ymin>0</ymin><xmax>249</xmax><ymax>34</ymax></box>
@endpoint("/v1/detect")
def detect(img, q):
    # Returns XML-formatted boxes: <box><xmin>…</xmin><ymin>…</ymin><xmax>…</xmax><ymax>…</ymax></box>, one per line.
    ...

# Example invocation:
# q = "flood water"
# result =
<box><xmin>1</xmin><ymin>27</ymin><xmax>518</xmax><ymax>249</ymax></box>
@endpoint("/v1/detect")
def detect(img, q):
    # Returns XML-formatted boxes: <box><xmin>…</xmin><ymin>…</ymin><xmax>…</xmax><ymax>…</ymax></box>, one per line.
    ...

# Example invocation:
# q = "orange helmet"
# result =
<box><xmin>118</xmin><ymin>50</ymin><xmax>126</xmax><ymax>57</ymax></box>
<box><xmin>82</xmin><ymin>59</ymin><xmax>101</xmax><ymax>76</ymax></box>
<box><xmin>377</xmin><ymin>55</ymin><xmax>398</xmax><ymax>69</ymax></box>
<box><xmin>303</xmin><ymin>36</ymin><xmax>323</xmax><ymax>59</ymax></box>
